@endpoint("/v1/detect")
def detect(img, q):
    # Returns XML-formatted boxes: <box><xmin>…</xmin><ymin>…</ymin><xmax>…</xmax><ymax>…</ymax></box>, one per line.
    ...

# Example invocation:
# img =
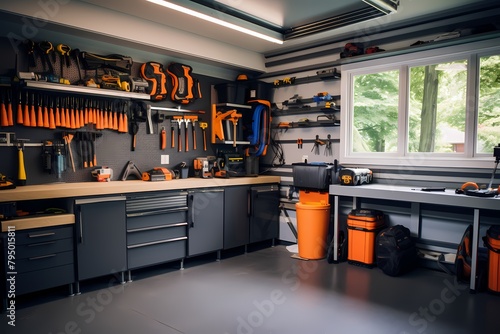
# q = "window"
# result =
<box><xmin>342</xmin><ymin>39</ymin><xmax>500</xmax><ymax>168</ymax></box>
<box><xmin>353</xmin><ymin>70</ymin><xmax>399</xmax><ymax>153</ymax></box>
<box><xmin>478</xmin><ymin>55</ymin><xmax>500</xmax><ymax>154</ymax></box>
<box><xmin>408</xmin><ymin>60</ymin><xmax>468</xmax><ymax>153</ymax></box>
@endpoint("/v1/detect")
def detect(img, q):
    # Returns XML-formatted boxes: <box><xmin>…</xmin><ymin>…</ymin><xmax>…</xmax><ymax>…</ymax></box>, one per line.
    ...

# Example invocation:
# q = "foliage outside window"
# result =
<box><xmin>344</xmin><ymin>42</ymin><xmax>500</xmax><ymax>168</ymax></box>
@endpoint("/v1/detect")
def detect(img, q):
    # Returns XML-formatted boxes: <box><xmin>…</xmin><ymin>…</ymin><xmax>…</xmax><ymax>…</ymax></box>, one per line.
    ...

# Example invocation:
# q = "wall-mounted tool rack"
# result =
<box><xmin>23</xmin><ymin>80</ymin><xmax>150</xmax><ymax>100</ymax></box>
<box><xmin>211</xmin><ymin>103</ymin><xmax>252</xmax><ymax>146</ymax></box>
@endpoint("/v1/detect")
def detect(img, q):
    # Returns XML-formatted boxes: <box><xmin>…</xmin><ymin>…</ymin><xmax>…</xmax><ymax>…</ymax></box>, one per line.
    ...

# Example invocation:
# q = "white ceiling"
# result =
<box><xmin>78</xmin><ymin>0</ymin><xmax>495</xmax><ymax>55</ymax></box>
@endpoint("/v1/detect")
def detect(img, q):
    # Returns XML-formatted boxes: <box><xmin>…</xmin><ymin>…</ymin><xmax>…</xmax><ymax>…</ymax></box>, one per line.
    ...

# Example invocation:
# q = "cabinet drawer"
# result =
<box><xmin>15</xmin><ymin>264</ymin><xmax>75</xmax><ymax>296</ymax></box>
<box><xmin>16</xmin><ymin>250</ymin><xmax>74</xmax><ymax>273</ymax></box>
<box><xmin>14</xmin><ymin>226</ymin><xmax>73</xmax><ymax>245</ymax></box>
<box><xmin>16</xmin><ymin>237</ymin><xmax>73</xmax><ymax>259</ymax></box>
<box><xmin>127</xmin><ymin>238</ymin><xmax>186</xmax><ymax>269</ymax></box>
<box><xmin>127</xmin><ymin>223</ymin><xmax>187</xmax><ymax>246</ymax></box>
<box><xmin>127</xmin><ymin>211</ymin><xmax>186</xmax><ymax>230</ymax></box>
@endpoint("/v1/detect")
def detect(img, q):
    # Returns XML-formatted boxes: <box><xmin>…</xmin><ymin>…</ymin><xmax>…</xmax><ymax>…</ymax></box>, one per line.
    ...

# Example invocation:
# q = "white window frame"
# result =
<box><xmin>340</xmin><ymin>37</ymin><xmax>500</xmax><ymax>169</ymax></box>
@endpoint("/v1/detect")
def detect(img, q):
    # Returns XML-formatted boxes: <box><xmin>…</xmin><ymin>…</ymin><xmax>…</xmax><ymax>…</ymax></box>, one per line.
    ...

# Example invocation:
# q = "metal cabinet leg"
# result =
<box><xmin>127</xmin><ymin>270</ymin><xmax>133</xmax><ymax>283</ymax></box>
<box><xmin>75</xmin><ymin>281</ymin><xmax>81</xmax><ymax>295</ymax></box>
<box><xmin>180</xmin><ymin>258</ymin><xmax>185</xmax><ymax>270</ymax></box>
<box><xmin>470</xmin><ymin>209</ymin><xmax>480</xmax><ymax>293</ymax></box>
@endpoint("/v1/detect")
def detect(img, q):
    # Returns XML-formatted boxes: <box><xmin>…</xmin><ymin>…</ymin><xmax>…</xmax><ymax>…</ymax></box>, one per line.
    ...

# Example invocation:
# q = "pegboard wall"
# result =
<box><xmin>0</xmin><ymin>37</ymin><xmax>229</xmax><ymax>185</ymax></box>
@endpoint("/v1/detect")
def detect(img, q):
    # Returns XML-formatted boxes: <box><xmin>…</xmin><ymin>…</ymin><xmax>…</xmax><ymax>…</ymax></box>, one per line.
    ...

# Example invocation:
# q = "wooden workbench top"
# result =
<box><xmin>0</xmin><ymin>176</ymin><xmax>281</xmax><ymax>202</ymax></box>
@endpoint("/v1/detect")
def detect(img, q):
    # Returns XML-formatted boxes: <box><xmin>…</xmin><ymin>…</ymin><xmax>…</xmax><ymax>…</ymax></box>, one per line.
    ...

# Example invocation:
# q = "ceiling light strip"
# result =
<box><xmin>146</xmin><ymin>0</ymin><xmax>283</xmax><ymax>44</ymax></box>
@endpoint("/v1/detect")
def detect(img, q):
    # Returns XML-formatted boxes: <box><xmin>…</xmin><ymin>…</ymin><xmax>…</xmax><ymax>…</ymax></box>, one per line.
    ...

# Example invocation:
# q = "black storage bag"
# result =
<box><xmin>376</xmin><ymin>225</ymin><xmax>417</xmax><ymax>276</ymax></box>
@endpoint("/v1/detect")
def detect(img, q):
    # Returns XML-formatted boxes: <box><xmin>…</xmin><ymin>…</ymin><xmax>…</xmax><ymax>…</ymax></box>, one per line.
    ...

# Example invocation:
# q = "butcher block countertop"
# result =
<box><xmin>0</xmin><ymin>176</ymin><xmax>281</xmax><ymax>202</ymax></box>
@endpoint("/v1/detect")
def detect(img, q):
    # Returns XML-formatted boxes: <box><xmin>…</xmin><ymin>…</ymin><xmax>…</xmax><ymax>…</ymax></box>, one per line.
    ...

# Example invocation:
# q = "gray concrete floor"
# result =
<box><xmin>2</xmin><ymin>244</ymin><xmax>500</xmax><ymax>334</ymax></box>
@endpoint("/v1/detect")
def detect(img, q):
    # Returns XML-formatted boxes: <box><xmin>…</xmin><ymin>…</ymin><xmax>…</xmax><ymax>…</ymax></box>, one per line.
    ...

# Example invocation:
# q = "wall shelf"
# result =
<box><xmin>273</xmin><ymin>105</ymin><xmax>340</xmax><ymax>116</ymax></box>
<box><xmin>22</xmin><ymin>81</ymin><xmax>151</xmax><ymax>100</ymax></box>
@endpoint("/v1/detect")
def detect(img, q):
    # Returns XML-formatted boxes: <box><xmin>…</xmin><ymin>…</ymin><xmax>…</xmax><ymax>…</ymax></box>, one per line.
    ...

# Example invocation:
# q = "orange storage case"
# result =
<box><xmin>347</xmin><ymin>209</ymin><xmax>385</xmax><ymax>267</ymax></box>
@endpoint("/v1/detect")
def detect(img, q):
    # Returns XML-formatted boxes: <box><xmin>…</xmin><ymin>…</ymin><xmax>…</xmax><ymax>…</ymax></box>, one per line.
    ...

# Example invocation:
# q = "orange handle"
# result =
<box><xmin>7</xmin><ymin>102</ymin><xmax>13</xmax><ymax>126</ymax></box>
<box><xmin>30</xmin><ymin>105</ymin><xmax>37</xmax><ymax>127</ymax></box>
<box><xmin>23</xmin><ymin>104</ymin><xmax>30</xmax><ymax>127</ymax></box>
<box><xmin>49</xmin><ymin>107</ymin><xmax>56</xmax><ymax>129</ymax></box>
<box><xmin>161</xmin><ymin>128</ymin><xmax>166</xmax><ymax>150</ymax></box>
<box><xmin>55</xmin><ymin>106</ymin><xmax>61</xmax><ymax>127</ymax></box>
<box><xmin>75</xmin><ymin>109</ymin><xmax>81</xmax><ymax>129</ymax></box>
<box><xmin>37</xmin><ymin>105</ymin><xmax>43</xmax><ymax>127</ymax></box>
<box><xmin>0</xmin><ymin>102</ymin><xmax>7</xmax><ymax>126</ymax></box>
<box><xmin>17</xmin><ymin>103</ymin><xmax>23</xmax><ymax>124</ymax></box>
<box><xmin>43</xmin><ymin>105</ymin><xmax>49</xmax><ymax>128</ymax></box>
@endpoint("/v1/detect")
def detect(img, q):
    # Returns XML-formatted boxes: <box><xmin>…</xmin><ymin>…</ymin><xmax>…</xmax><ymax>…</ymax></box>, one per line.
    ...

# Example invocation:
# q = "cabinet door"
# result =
<box><xmin>223</xmin><ymin>185</ymin><xmax>250</xmax><ymax>249</ymax></box>
<box><xmin>188</xmin><ymin>189</ymin><xmax>224</xmax><ymax>256</ymax></box>
<box><xmin>75</xmin><ymin>197</ymin><xmax>126</xmax><ymax>281</ymax></box>
<box><xmin>249</xmin><ymin>185</ymin><xmax>280</xmax><ymax>243</ymax></box>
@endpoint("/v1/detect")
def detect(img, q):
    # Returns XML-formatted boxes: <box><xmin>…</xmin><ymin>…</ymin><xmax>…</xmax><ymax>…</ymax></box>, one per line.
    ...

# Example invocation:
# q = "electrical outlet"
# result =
<box><xmin>301</xmin><ymin>155</ymin><xmax>308</xmax><ymax>163</ymax></box>
<box><xmin>161</xmin><ymin>155</ymin><xmax>169</xmax><ymax>164</ymax></box>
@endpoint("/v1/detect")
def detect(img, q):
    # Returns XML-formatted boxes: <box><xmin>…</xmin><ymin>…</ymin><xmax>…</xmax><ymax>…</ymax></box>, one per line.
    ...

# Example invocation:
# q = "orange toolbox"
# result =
<box><xmin>484</xmin><ymin>226</ymin><xmax>500</xmax><ymax>293</ymax></box>
<box><xmin>347</xmin><ymin>209</ymin><xmax>385</xmax><ymax>267</ymax></box>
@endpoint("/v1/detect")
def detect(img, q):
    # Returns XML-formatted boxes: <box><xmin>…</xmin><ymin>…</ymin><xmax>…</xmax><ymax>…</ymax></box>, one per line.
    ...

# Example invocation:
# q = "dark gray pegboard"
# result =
<box><xmin>0</xmin><ymin>37</ymin><xmax>230</xmax><ymax>185</ymax></box>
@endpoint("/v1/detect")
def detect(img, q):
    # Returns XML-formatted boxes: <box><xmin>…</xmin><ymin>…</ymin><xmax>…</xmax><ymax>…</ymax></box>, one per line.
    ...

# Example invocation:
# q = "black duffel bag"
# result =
<box><xmin>376</xmin><ymin>225</ymin><xmax>417</xmax><ymax>276</ymax></box>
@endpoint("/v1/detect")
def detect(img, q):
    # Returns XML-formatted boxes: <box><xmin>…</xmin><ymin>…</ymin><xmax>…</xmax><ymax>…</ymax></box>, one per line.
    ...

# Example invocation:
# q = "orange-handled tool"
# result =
<box><xmin>160</xmin><ymin>126</ymin><xmax>166</xmax><ymax>150</ymax></box>
<box><xmin>0</xmin><ymin>94</ymin><xmax>7</xmax><ymax>126</ymax></box>
<box><xmin>16</xmin><ymin>91</ymin><xmax>23</xmax><ymax>125</ymax></box>
<box><xmin>23</xmin><ymin>92</ymin><xmax>30</xmax><ymax>127</ymax></box>
<box><xmin>37</xmin><ymin>95</ymin><xmax>44</xmax><ymax>127</ymax></box>
<box><xmin>7</xmin><ymin>91</ymin><xmax>13</xmax><ymax>126</ymax></box>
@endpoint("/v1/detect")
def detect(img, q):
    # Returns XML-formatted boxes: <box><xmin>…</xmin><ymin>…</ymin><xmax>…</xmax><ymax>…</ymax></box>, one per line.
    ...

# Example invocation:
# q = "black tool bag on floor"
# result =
<box><xmin>376</xmin><ymin>225</ymin><xmax>417</xmax><ymax>276</ymax></box>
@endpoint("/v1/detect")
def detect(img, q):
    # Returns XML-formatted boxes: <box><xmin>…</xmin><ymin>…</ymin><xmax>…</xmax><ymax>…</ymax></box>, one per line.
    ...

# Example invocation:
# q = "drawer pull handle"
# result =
<box><xmin>127</xmin><ymin>236</ymin><xmax>187</xmax><ymax>249</ymax></box>
<box><xmin>127</xmin><ymin>222</ymin><xmax>188</xmax><ymax>233</ymax></box>
<box><xmin>126</xmin><ymin>207</ymin><xmax>188</xmax><ymax>218</ymax></box>
<box><xmin>27</xmin><ymin>241</ymin><xmax>56</xmax><ymax>247</ymax></box>
<box><xmin>28</xmin><ymin>254</ymin><xmax>57</xmax><ymax>261</ymax></box>
<box><xmin>28</xmin><ymin>232</ymin><xmax>56</xmax><ymax>238</ymax></box>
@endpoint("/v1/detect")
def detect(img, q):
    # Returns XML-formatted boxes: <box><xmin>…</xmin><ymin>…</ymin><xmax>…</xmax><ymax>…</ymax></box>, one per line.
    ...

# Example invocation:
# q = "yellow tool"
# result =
<box><xmin>17</xmin><ymin>141</ymin><xmax>27</xmax><ymax>186</ymax></box>
<box><xmin>199</xmin><ymin>122</ymin><xmax>208</xmax><ymax>151</ymax></box>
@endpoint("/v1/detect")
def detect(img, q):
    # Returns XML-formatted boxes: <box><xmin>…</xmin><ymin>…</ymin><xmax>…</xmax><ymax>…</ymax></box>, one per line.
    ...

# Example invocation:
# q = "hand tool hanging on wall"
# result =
<box><xmin>63</xmin><ymin>132</ymin><xmax>75</xmax><ymax>172</ymax></box>
<box><xmin>185</xmin><ymin>115</ymin><xmax>198</xmax><ymax>150</ymax></box>
<box><xmin>184</xmin><ymin>117</ymin><xmax>190</xmax><ymax>152</ymax></box>
<box><xmin>16</xmin><ymin>91</ymin><xmax>23</xmax><ymax>125</ymax></box>
<box><xmin>17</xmin><ymin>140</ymin><xmax>28</xmax><ymax>186</ymax></box>
<box><xmin>30</xmin><ymin>93</ymin><xmax>37</xmax><ymax>128</ymax></box>
<box><xmin>325</xmin><ymin>134</ymin><xmax>332</xmax><ymax>156</ymax></box>
<box><xmin>6</xmin><ymin>90</ymin><xmax>13</xmax><ymax>126</ymax></box>
<box><xmin>160</xmin><ymin>126</ymin><xmax>166</xmax><ymax>150</ymax></box>
<box><xmin>23</xmin><ymin>92</ymin><xmax>30</xmax><ymax>127</ymax></box>
<box><xmin>199</xmin><ymin>122</ymin><xmax>207</xmax><ymax>151</ymax></box>
<box><xmin>311</xmin><ymin>135</ymin><xmax>324</xmax><ymax>155</ymax></box>
<box><xmin>0</xmin><ymin>90</ymin><xmax>7</xmax><ymax>127</ymax></box>
<box><xmin>130</xmin><ymin>120</ymin><xmax>139</xmax><ymax>151</ymax></box>
<box><xmin>173</xmin><ymin>117</ymin><xmax>183</xmax><ymax>152</ymax></box>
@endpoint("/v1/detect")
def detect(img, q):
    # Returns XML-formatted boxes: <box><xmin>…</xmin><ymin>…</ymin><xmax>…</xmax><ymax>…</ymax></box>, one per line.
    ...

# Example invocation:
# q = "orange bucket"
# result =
<box><xmin>295</xmin><ymin>201</ymin><xmax>330</xmax><ymax>259</ymax></box>
<box><xmin>485</xmin><ymin>226</ymin><xmax>500</xmax><ymax>293</ymax></box>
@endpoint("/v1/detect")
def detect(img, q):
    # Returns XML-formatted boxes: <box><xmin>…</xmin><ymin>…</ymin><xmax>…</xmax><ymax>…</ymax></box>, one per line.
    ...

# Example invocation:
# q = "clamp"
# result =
<box><xmin>120</xmin><ymin>160</ymin><xmax>142</xmax><ymax>181</ymax></box>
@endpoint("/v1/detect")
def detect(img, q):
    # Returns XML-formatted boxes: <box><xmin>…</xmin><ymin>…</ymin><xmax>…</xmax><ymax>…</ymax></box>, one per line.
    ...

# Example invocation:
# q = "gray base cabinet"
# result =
<box><xmin>223</xmin><ymin>186</ymin><xmax>250</xmax><ymax>249</ymax></box>
<box><xmin>1</xmin><ymin>224</ymin><xmax>75</xmax><ymax>309</ymax></box>
<box><xmin>223</xmin><ymin>184</ymin><xmax>280</xmax><ymax>249</ymax></box>
<box><xmin>126</xmin><ymin>191</ymin><xmax>188</xmax><ymax>270</ymax></box>
<box><xmin>249</xmin><ymin>185</ymin><xmax>280</xmax><ymax>243</ymax></box>
<box><xmin>187</xmin><ymin>189</ymin><xmax>224</xmax><ymax>256</ymax></box>
<box><xmin>75</xmin><ymin>197</ymin><xmax>127</xmax><ymax>283</ymax></box>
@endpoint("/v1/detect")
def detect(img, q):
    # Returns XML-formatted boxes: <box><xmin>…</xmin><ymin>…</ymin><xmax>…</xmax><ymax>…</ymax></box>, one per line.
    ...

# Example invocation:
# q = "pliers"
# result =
<box><xmin>297</xmin><ymin>138</ymin><xmax>303</xmax><ymax>149</ymax></box>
